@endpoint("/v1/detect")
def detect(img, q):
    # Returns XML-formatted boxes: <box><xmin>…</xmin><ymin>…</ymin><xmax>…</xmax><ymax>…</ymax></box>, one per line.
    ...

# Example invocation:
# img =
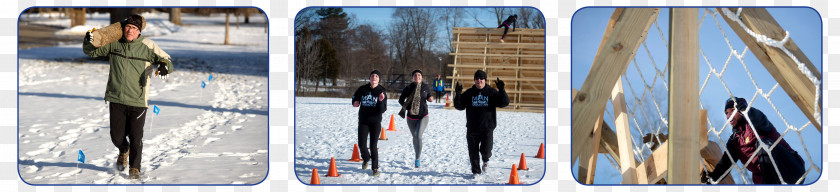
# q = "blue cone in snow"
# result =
<box><xmin>209</xmin><ymin>74</ymin><xmax>213</xmax><ymax>81</ymax></box>
<box><xmin>77</xmin><ymin>150</ymin><xmax>85</xmax><ymax>164</ymax></box>
<box><xmin>153</xmin><ymin>105</ymin><xmax>160</xmax><ymax>115</ymax></box>
<box><xmin>202</xmin><ymin>81</ymin><xmax>206</xmax><ymax>88</ymax></box>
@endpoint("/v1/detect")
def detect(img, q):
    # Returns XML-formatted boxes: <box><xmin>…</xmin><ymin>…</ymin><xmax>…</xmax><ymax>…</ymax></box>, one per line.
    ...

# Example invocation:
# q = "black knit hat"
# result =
<box><xmin>370</xmin><ymin>70</ymin><xmax>381</xmax><ymax>78</ymax></box>
<box><xmin>724</xmin><ymin>97</ymin><xmax>748</xmax><ymax>112</ymax></box>
<box><xmin>411</xmin><ymin>69</ymin><xmax>423</xmax><ymax>76</ymax></box>
<box><xmin>121</xmin><ymin>14</ymin><xmax>145</xmax><ymax>32</ymax></box>
<box><xmin>474</xmin><ymin>70</ymin><xmax>487</xmax><ymax>80</ymax></box>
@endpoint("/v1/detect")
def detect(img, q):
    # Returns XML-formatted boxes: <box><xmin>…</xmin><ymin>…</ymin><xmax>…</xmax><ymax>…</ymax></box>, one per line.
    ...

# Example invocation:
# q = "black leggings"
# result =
<box><xmin>358</xmin><ymin>122</ymin><xmax>381</xmax><ymax>170</ymax></box>
<box><xmin>756</xmin><ymin>138</ymin><xmax>806</xmax><ymax>184</ymax></box>
<box><xmin>497</xmin><ymin>23</ymin><xmax>510</xmax><ymax>39</ymax></box>
<box><xmin>109</xmin><ymin>102</ymin><xmax>147</xmax><ymax>169</ymax></box>
<box><xmin>467</xmin><ymin>130</ymin><xmax>494</xmax><ymax>174</ymax></box>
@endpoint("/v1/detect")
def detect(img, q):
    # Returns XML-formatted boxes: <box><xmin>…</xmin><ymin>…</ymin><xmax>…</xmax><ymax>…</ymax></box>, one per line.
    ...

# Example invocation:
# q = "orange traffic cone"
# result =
<box><xmin>387</xmin><ymin>114</ymin><xmax>397</xmax><ymax>131</ymax></box>
<box><xmin>379</xmin><ymin>128</ymin><xmax>388</xmax><ymax>140</ymax></box>
<box><xmin>445</xmin><ymin>93</ymin><xmax>450</xmax><ymax>107</ymax></box>
<box><xmin>310</xmin><ymin>168</ymin><xmax>321</xmax><ymax>184</ymax></box>
<box><xmin>534</xmin><ymin>143</ymin><xmax>545</xmax><ymax>159</ymax></box>
<box><xmin>508</xmin><ymin>164</ymin><xmax>520</xmax><ymax>184</ymax></box>
<box><xmin>348</xmin><ymin>144</ymin><xmax>362</xmax><ymax>162</ymax></box>
<box><xmin>325</xmin><ymin>157</ymin><xmax>341</xmax><ymax>177</ymax></box>
<box><xmin>518</xmin><ymin>153</ymin><xmax>529</xmax><ymax>171</ymax></box>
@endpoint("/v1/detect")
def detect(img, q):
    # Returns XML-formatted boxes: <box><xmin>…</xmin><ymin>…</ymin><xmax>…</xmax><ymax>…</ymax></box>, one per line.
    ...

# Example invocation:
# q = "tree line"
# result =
<box><xmin>294</xmin><ymin>8</ymin><xmax>544</xmax><ymax>96</ymax></box>
<box><xmin>24</xmin><ymin>8</ymin><xmax>265</xmax><ymax>45</ymax></box>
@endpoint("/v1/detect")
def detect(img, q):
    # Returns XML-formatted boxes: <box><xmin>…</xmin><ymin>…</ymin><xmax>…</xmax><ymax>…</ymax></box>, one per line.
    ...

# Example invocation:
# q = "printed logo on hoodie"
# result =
<box><xmin>361</xmin><ymin>93</ymin><xmax>378</xmax><ymax>107</ymax></box>
<box><xmin>472</xmin><ymin>93</ymin><xmax>488</xmax><ymax>107</ymax></box>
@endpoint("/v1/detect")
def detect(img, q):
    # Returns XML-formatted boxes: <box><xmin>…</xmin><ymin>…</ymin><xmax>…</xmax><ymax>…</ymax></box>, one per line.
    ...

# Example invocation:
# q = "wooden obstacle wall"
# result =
<box><xmin>446</xmin><ymin>27</ymin><xmax>545</xmax><ymax>113</ymax></box>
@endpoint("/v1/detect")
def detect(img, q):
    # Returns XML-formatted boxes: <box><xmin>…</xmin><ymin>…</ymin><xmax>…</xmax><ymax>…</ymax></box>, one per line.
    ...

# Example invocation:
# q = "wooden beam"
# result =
<box><xmin>448</xmin><ymin>64</ymin><xmax>545</xmax><ymax>70</ymax></box>
<box><xmin>717</xmin><ymin>8</ymin><xmax>822</xmax><ymax>132</ymax></box>
<box><xmin>612</xmin><ymin>78</ymin><xmax>646</xmax><ymax>184</ymax></box>
<box><xmin>575</xmin><ymin>88</ymin><xmax>623</xmax><ymax>161</ymax></box>
<box><xmin>449</xmin><ymin>53</ymin><xmax>546</xmax><ymax>58</ymax></box>
<box><xmin>639</xmin><ymin>141</ymin><xmax>668</xmax><ymax>183</ymax></box>
<box><xmin>452</xmin><ymin>27</ymin><xmax>545</xmax><ymax>35</ymax></box>
<box><xmin>578</xmin><ymin>115</ymin><xmax>603</xmax><ymax>184</ymax></box>
<box><xmin>667</xmin><ymin>8</ymin><xmax>700</xmax><ymax>184</ymax></box>
<box><xmin>700</xmin><ymin>141</ymin><xmax>736</xmax><ymax>184</ymax></box>
<box><xmin>446</xmin><ymin>76</ymin><xmax>544</xmax><ymax>82</ymax></box>
<box><xmin>572</xmin><ymin>8</ymin><xmax>660</xmax><ymax>164</ymax></box>
<box><xmin>612</xmin><ymin>96</ymin><xmax>635</xmax><ymax>178</ymax></box>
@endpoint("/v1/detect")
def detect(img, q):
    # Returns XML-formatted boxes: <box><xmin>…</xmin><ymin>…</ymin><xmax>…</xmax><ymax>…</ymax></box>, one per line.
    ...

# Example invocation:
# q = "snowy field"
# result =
<box><xmin>294</xmin><ymin>97</ymin><xmax>546</xmax><ymax>184</ymax></box>
<box><xmin>18</xmin><ymin>12</ymin><xmax>268</xmax><ymax>184</ymax></box>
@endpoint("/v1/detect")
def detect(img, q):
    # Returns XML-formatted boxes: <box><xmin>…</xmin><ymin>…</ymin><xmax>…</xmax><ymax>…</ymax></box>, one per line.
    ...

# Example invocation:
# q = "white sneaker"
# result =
<box><xmin>482</xmin><ymin>161</ymin><xmax>489</xmax><ymax>172</ymax></box>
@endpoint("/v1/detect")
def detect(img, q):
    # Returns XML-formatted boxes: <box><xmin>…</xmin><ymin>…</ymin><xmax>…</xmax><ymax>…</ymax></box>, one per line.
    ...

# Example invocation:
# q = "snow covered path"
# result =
<box><xmin>18</xmin><ymin>14</ymin><xmax>268</xmax><ymax>184</ymax></box>
<box><xmin>294</xmin><ymin>97</ymin><xmax>546</xmax><ymax>184</ymax></box>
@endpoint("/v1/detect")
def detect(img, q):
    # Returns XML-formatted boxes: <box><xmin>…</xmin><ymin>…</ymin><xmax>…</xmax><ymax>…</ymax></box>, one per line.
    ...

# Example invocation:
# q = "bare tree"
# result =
<box><xmin>515</xmin><ymin>8</ymin><xmax>545</xmax><ymax>29</ymax></box>
<box><xmin>170</xmin><ymin>8</ymin><xmax>182</xmax><ymax>25</ymax></box>
<box><xmin>389</xmin><ymin>8</ymin><xmax>438</xmax><ymax>74</ymax></box>
<box><xmin>493</xmin><ymin>8</ymin><xmax>510</xmax><ymax>25</ymax></box>
<box><xmin>295</xmin><ymin>27</ymin><xmax>322</xmax><ymax>95</ymax></box>
<box><xmin>349</xmin><ymin>24</ymin><xmax>389</xmax><ymax>79</ymax></box>
<box><xmin>439</xmin><ymin>8</ymin><xmax>464</xmax><ymax>53</ymax></box>
<box><xmin>225</xmin><ymin>9</ymin><xmax>230</xmax><ymax>45</ymax></box>
<box><xmin>466</xmin><ymin>9</ymin><xmax>488</xmax><ymax>28</ymax></box>
<box><xmin>70</xmin><ymin>8</ymin><xmax>86</xmax><ymax>27</ymax></box>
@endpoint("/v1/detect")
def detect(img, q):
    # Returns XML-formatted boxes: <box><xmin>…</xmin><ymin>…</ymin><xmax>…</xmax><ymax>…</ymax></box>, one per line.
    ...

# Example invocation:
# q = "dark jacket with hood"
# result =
<box><xmin>399</xmin><ymin>82</ymin><xmax>432</xmax><ymax>120</ymax></box>
<box><xmin>454</xmin><ymin>84</ymin><xmax>509</xmax><ymax>132</ymax></box>
<box><xmin>352</xmin><ymin>83</ymin><xmax>388</xmax><ymax>124</ymax></box>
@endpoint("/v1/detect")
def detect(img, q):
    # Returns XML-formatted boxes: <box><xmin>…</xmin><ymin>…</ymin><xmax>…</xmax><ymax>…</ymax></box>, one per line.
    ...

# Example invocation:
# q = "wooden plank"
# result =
<box><xmin>450</xmin><ymin>41</ymin><xmax>545</xmax><ymax>47</ymax></box>
<box><xmin>572</xmin><ymin>8</ymin><xmax>660</xmax><ymax>163</ymax></box>
<box><xmin>611</xmin><ymin>78</ymin><xmax>645</xmax><ymax>184</ymax></box>
<box><xmin>717</xmin><ymin>8</ymin><xmax>822</xmax><ymax>132</ymax></box>
<box><xmin>700</xmin><ymin>141</ymin><xmax>735</xmax><ymax>184</ymax></box>
<box><xmin>639</xmin><ymin>141</ymin><xmax>668</xmax><ymax>183</ymax></box>
<box><xmin>452</xmin><ymin>27</ymin><xmax>546</xmax><ymax>35</ymax></box>
<box><xmin>578</xmin><ymin>114</ymin><xmax>604</xmax><ymax>184</ymax></box>
<box><xmin>667</xmin><ymin>8</ymin><xmax>700</xmax><ymax>184</ymax></box>
<box><xmin>575</xmin><ymin>88</ymin><xmax>622</xmax><ymax>162</ymax></box>
<box><xmin>446</xmin><ymin>76</ymin><xmax>544</xmax><ymax>82</ymax></box>
<box><xmin>449</xmin><ymin>53</ymin><xmax>546</xmax><ymax>58</ymax></box>
<box><xmin>700</xmin><ymin>110</ymin><xmax>708</xmax><ymax>149</ymax></box>
<box><xmin>448</xmin><ymin>64</ymin><xmax>544</xmax><ymax>70</ymax></box>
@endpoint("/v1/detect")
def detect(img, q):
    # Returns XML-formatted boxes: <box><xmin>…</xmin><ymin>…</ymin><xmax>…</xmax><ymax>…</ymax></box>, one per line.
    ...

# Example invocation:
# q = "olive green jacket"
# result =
<box><xmin>83</xmin><ymin>35</ymin><xmax>174</xmax><ymax>108</ymax></box>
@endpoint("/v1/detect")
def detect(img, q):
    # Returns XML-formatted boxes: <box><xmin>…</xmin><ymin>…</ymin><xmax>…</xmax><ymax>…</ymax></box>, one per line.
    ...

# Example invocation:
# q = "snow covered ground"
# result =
<box><xmin>18</xmin><ymin>12</ymin><xmax>268</xmax><ymax>184</ymax></box>
<box><xmin>294</xmin><ymin>97</ymin><xmax>546</xmax><ymax>184</ymax></box>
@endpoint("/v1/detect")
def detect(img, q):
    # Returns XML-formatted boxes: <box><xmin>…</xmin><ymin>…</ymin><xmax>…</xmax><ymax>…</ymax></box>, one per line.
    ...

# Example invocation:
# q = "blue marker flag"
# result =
<box><xmin>77</xmin><ymin>150</ymin><xmax>85</xmax><ymax>163</ymax></box>
<box><xmin>209</xmin><ymin>74</ymin><xmax>213</xmax><ymax>81</ymax></box>
<box><xmin>201</xmin><ymin>81</ymin><xmax>206</xmax><ymax>88</ymax></box>
<box><xmin>153</xmin><ymin>105</ymin><xmax>160</xmax><ymax>115</ymax></box>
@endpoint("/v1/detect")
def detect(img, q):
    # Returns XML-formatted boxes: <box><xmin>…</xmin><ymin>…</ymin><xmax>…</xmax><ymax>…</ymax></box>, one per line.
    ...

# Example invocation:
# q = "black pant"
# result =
<box><xmin>467</xmin><ymin>129</ymin><xmax>494</xmax><ymax>174</ymax></box>
<box><xmin>756</xmin><ymin>138</ymin><xmax>806</xmax><ymax>184</ymax></box>
<box><xmin>358</xmin><ymin>122</ymin><xmax>381</xmax><ymax>170</ymax></box>
<box><xmin>435</xmin><ymin>91</ymin><xmax>443</xmax><ymax>103</ymax></box>
<box><xmin>109</xmin><ymin>102</ymin><xmax>147</xmax><ymax>169</ymax></box>
<box><xmin>497</xmin><ymin>23</ymin><xmax>510</xmax><ymax>39</ymax></box>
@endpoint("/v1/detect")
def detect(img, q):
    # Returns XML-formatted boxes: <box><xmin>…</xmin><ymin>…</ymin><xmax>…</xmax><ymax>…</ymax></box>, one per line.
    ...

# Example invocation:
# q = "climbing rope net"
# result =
<box><xmin>598</xmin><ymin>8</ymin><xmax>821</xmax><ymax>184</ymax></box>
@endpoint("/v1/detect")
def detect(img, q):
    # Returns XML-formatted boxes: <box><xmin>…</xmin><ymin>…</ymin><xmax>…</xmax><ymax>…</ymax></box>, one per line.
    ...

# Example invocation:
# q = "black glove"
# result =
<box><xmin>85</xmin><ymin>31</ymin><xmax>92</xmax><ymax>43</ymax></box>
<box><xmin>455</xmin><ymin>82</ymin><xmax>463</xmax><ymax>94</ymax></box>
<box><xmin>156</xmin><ymin>62</ymin><xmax>169</xmax><ymax>80</ymax></box>
<box><xmin>495</xmin><ymin>77</ymin><xmax>505</xmax><ymax>91</ymax></box>
<box><xmin>701</xmin><ymin>170</ymin><xmax>711</xmax><ymax>184</ymax></box>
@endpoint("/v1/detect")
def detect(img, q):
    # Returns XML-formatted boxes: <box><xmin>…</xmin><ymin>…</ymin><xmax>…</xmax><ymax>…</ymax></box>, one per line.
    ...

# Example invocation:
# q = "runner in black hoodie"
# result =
<box><xmin>454</xmin><ymin>70</ymin><xmax>510</xmax><ymax>178</ymax></box>
<box><xmin>496</xmin><ymin>14</ymin><xmax>517</xmax><ymax>43</ymax></box>
<box><xmin>352</xmin><ymin>70</ymin><xmax>388</xmax><ymax>176</ymax></box>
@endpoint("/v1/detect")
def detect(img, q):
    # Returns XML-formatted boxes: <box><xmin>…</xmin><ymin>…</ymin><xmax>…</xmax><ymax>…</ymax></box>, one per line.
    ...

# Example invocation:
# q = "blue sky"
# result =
<box><xmin>571</xmin><ymin>8</ymin><xmax>822</xmax><ymax>184</ymax></box>
<box><xmin>340</xmin><ymin>8</ymin><xmax>526</xmax><ymax>52</ymax></box>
